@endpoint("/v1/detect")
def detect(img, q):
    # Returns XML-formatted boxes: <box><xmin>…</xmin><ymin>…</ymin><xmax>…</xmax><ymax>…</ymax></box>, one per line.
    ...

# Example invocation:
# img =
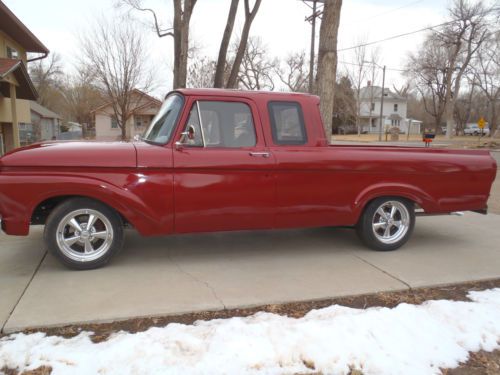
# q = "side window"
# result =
<box><xmin>181</xmin><ymin>101</ymin><xmax>256</xmax><ymax>148</ymax></box>
<box><xmin>183</xmin><ymin>103</ymin><xmax>204</xmax><ymax>146</ymax></box>
<box><xmin>268</xmin><ymin>102</ymin><xmax>307</xmax><ymax>145</ymax></box>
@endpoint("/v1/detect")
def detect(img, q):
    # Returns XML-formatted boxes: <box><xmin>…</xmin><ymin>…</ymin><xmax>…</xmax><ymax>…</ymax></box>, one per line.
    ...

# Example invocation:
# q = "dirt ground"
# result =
<box><xmin>3</xmin><ymin>279</ymin><xmax>500</xmax><ymax>375</ymax></box>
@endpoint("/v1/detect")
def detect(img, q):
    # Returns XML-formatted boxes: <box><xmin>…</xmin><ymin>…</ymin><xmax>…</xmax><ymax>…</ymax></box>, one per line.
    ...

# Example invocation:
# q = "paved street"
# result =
<box><xmin>1</xmin><ymin>212</ymin><xmax>500</xmax><ymax>334</ymax></box>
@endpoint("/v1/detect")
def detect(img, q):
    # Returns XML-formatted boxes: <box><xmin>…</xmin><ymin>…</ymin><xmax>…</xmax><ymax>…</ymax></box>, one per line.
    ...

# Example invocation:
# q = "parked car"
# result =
<box><xmin>0</xmin><ymin>89</ymin><xmax>497</xmax><ymax>269</ymax></box>
<box><xmin>464</xmin><ymin>123</ymin><xmax>490</xmax><ymax>136</ymax></box>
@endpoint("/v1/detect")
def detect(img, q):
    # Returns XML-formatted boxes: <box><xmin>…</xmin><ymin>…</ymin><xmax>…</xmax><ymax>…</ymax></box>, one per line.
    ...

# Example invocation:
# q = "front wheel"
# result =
<box><xmin>44</xmin><ymin>198</ymin><xmax>124</xmax><ymax>270</ymax></box>
<box><xmin>356</xmin><ymin>197</ymin><xmax>415</xmax><ymax>251</ymax></box>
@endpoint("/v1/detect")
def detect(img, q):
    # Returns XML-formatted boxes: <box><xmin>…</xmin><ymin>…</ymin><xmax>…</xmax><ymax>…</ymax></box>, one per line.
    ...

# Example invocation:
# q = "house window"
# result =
<box><xmin>370</xmin><ymin>103</ymin><xmax>375</xmax><ymax>111</ymax></box>
<box><xmin>111</xmin><ymin>116</ymin><xmax>118</xmax><ymax>129</ymax></box>
<box><xmin>135</xmin><ymin>115</ymin><xmax>151</xmax><ymax>129</ymax></box>
<box><xmin>394</xmin><ymin>104</ymin><xmax>398</xmax><ymax>112</ymax></box>
<box><xmin>6</xmin><ymin>46</ymin><xmax>19</xmax><ymax>59</ymax></box>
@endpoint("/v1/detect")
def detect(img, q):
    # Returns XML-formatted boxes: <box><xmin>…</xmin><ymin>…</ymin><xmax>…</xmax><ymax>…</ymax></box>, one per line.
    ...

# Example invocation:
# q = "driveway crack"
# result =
<box><xmin>1</xmin><ymin>249</ymin><xmax>48</xmax><ymax>334</ymax></box>
<box><xmin>167</xmin><ymin>252</ymin><xmax>227</xmax><ymax>310</ymax></box>
<box><xmin>353</xmin><ymin>254</ymin><xmax>412</xmax><ymax>290</ymax></box>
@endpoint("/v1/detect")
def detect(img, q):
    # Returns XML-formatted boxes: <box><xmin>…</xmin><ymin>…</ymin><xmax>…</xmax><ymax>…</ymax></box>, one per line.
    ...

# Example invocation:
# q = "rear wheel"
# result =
<box><xmin>356</xmin><ymin>197</ymin><xmax>415</xmax><ymax>251</ymax></box>
<box><xmin>44</xmin><ymin>198</ymin><xmax>124</xmax><ymax>270</ymax></box>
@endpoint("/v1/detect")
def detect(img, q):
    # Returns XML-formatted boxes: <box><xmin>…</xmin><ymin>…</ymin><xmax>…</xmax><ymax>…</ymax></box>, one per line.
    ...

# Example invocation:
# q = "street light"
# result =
<box><xmin>302</xmin><ymin>0</ymin><xmax>324</xmax><ymax>93</ymax></box>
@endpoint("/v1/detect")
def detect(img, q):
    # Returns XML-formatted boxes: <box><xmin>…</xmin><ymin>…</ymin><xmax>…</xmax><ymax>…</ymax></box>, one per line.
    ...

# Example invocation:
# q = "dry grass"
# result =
<box><xmin>332</xmin><ymin>134</ymin><xmax>500</xmax><ymax>149</ymax></box>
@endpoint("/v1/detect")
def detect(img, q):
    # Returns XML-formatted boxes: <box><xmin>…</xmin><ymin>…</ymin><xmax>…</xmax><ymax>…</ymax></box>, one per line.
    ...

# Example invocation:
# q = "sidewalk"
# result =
<box><xmin>1</xmin><ymin>213</ymin><xmax>500</xmax><ymax>333</ymax></box>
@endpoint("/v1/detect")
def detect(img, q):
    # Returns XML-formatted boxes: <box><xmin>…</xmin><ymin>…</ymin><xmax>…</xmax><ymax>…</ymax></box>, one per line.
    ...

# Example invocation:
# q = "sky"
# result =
<box><xmin>4</xmin><ymin>0</ymin><xmax>450</xmax><ymax>96</ymax></box>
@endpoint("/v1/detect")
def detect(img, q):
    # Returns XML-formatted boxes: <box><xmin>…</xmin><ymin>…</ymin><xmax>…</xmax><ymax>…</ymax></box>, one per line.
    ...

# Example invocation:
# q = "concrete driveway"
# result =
<box><xmin>1</xmin><ymin>212</ymin><xmax>500</xmax><ymax>334</ymax></box>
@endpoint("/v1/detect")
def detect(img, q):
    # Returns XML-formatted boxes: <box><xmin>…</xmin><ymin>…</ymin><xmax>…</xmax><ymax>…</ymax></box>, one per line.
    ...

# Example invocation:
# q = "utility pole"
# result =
<box><xmin>309</xmin><ymin>0</ymin><xmax>316</xmax><ymax>93</ymax></box>
<box><xmin>378</xmin><ymin>65</ymin><xmax>386</xmax><ymax>142</ymax></box>
<box><xmin>368</xmin><ymin>64</ymin><xmax>375</xmax><ymax>133</ymax></box>
<box><xmin>302</xmin><ymin>0</ymin><xmax>324</xmax><ymax>94</ymax></box>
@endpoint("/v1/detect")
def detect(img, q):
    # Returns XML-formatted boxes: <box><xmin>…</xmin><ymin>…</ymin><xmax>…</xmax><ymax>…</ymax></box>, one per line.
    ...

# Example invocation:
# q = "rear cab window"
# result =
<box><xmin>268</xmin><ymin>101</ymin><xmax>307</xmax><ymax>145</ymax></box>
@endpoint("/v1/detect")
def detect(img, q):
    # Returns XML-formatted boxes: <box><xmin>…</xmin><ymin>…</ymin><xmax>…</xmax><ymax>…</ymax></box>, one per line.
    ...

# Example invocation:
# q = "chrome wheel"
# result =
<box><xmin>56</xmin><ymin>209</ymin><xmax>114</xmax><ymax>263</ymax></box>
<box><xmin>371</xmin><ymin>201</ymin><xmax>410</xmax><ymax>245</ymax></box>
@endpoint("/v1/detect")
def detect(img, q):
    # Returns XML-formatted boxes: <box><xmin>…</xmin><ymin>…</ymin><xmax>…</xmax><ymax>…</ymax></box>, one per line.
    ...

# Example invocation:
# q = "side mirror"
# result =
<box><xmin>187</xmin><ymin>125</ymin><xmax>196</xmax><ymax>140</ymax></box>
<box><xmin>176</xmin><ymin>125</ymin><xmax>197</xmax><ymax>150</ymax></box>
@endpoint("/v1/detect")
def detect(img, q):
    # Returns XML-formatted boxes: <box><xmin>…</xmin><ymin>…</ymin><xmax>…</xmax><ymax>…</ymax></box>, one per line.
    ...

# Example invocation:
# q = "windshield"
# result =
<box><xmin>143</xmin><ymin>94</ymin><xmax>184</xmax><ymax>144</ymax></box>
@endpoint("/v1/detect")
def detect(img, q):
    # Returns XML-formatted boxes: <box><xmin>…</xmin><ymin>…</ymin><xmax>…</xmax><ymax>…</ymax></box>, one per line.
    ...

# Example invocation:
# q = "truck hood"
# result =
<box><xmin>0</xmin><ymin>141</ymin><xmax>137</xmax><ymax>168</ymax></box>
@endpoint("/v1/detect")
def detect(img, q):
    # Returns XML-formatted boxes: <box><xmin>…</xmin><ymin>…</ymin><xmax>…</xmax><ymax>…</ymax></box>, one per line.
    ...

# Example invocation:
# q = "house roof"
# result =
<box><xmin>0</xmin><ymin>1</ymin><xmax>49</xmax><ymax>54</ymax></box>
<box><xmin>0</xmin><ymin>58</ymin><xmax>19</xmax><ymax>75</ymax></box>
<box><xmin>0</xmin><ymin>58</ymin><xmax>37</xmax><ymax>100</ymax></box>
<box><xmin>30</xmin><ymin>101</ymin><xmax>61</xmax><ymax>119</ymax></box>
<box><xmin>91</xmin><ymin>89</ymin><xmax>162</xmax><ymax>114</ymax></box>
<box><xmin>359</xmin><ymin>86</ymin><xmax>406</xmax><ymax>101</ymax></box>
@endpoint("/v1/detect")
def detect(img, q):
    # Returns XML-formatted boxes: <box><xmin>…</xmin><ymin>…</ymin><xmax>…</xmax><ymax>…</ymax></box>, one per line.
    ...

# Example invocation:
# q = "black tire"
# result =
<box><xmin>44</xmin><ymin>198</ymin><xmax>124</xmax><ymax>270</ymax></box>
<box><xmin>356</xmin><ymin>197</ymin><xmax>415</xmax><ymax>251</ymax></box>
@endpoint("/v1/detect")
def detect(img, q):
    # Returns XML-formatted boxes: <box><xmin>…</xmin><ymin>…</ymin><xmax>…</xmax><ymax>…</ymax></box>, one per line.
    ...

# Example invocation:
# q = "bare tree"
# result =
<box><xmin>315</xmin><ymin>0</ymin><xmax>343</xmax><ymax>141</ymax></box>
<box><xmin>29</xmin><ymin>53</ymin><xmax>64</xmax><ymax>109</ymax></box>
<box><xmin>61</xmin><ymin>65</ymin><xmax>104</xmax><ymax>138</ymax></box>
<box><xmin>80</xmin><ymin>18</ymin><xmax>154</xmax><ymax>140</ymax></box>
<box><xmin>333</xmin><ymin>75</ymin><xmax>357</xmax><ymax>129</ymax></box>
<box><xmin>407</xmin><ymin>34</ymin><xmax>453</xmax><ymax>132</ymax></box>
<box><xmin>187</xmin><ymin>56</ymin><xmax>218</xmax><ymax>88</ymax></box>
<box><xmin>471</xmin><ymin>32</ymin><xmax>500</xmax><ymax>136</ymax></box>
<box><xmin>226</xmin><ymin>0</ymin><xmax>263</xmax><ymax>88</ymax></box>
<box><xmin>120</xmin><ymin>0</ymin><xmax>197</xmax><ymax>89</ymax></box>
<box><xmin>438</xmin><ymin>0</ymin><xmax>492</xmax><ymax>138</ymax></box>
<box><xmin>236</xmin><ymin>37</ymin><xmax>277</xmax><ymax>91</ymax></box>
<box><xmin>393</xmin><ymin>83</ymin><xmax>411</xmax><ymax>98</ymax></box>
<box><xmin>275</xmin><ymin>51</ymin><xmax>309</xmax><ymax>92</ymax></box>
<box><xmin>214</xmin><ymin>0</ymin><xmax>239</xmax><ymax>88</ymax></box>
<box><xmin>343</xmin><ymin>41</ymin><xmax>368</xmax><ymax>135</ymax></box>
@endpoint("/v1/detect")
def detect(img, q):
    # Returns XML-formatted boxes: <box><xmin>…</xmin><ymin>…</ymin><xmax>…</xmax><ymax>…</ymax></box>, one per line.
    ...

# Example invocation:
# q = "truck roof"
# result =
<box><xmin>173</xmin><ymin>88</ymin><xmax>319</xmax><ymax>101</ymax></box>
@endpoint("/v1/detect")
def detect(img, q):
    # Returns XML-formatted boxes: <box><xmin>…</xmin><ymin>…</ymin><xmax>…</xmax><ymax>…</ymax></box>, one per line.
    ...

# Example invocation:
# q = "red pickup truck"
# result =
<box><xmin>0</xmin><ymin>89</ymin><xmax>497</xmax><ymax>269</ymax></box>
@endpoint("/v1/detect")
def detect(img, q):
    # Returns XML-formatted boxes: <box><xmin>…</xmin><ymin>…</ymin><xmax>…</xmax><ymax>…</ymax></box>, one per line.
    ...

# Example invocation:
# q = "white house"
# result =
<box><xmin>92</xmin><ymin>89</ymin><xmax>161</xmax><ymax>141</ymax></box>
<box><xmin>358</xmin><ymin>85</ymin><xmax>422</xmax><ymax>135</ymax></box>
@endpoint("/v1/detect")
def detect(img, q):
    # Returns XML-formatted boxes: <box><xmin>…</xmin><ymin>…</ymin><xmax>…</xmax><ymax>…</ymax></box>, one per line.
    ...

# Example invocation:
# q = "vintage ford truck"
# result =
<box><xmin>0</xmin><ymin>89</ymin><xmax>497</xmax><ymax>269</ymax></box>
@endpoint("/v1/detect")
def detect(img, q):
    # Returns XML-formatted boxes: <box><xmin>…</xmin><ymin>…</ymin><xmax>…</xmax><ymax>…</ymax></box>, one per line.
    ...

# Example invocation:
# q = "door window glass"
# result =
<box><xmin>182</xmin><ymin>103</ymin><xmax>204</xmax><ymax>146</ymax></box>
<box><xmin>181</xmin><ymin>101</ymin><xmax>256</xmax><ymax>148</ymax></box>
<box><xmin>268</xmin><ymin>102</ymin><xmax>307</xmax><ymax>145</ymax></box>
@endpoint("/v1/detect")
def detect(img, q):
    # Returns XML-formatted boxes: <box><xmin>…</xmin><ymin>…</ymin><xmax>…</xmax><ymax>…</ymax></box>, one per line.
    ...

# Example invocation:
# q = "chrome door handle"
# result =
<box><xmin>249</xmin><ymin>152</ymin><xmax>271</xmax><ymax>158</ymax></box>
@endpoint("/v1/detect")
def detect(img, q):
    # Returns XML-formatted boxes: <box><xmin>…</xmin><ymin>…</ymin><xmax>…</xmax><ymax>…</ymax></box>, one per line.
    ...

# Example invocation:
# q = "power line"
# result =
<box><xmin>352</xmin><ymin>0</ymin><xmax>424</xmax><ymax>24</ymax></box>
<box><xmin>338</xmin><ymin>60</ymin><xmax>406</xmax><ymax>72</ymax></box>
<box><xmin>338</xmin><ymin>20</ymin><xmax>456</xmax><ymax>52</ymax></box>
<box><xmin>338</xmin><ymin>6</ymin><xmax>500</xmax><ymax>52</ymax></box>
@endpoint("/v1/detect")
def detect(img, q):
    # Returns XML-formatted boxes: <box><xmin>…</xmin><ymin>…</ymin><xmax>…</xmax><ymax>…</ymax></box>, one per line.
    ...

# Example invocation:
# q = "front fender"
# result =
<box><xmin>0</xmin><ymin>170</ymin><xmax>173</xmax><ymax>236</ymax></box>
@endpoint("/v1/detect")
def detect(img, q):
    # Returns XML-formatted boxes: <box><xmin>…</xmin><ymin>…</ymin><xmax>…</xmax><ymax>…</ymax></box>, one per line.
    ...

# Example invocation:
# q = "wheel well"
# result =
<box><xmin>31</xmin><ymin>195</ymin><xmax>128</xmax><ymax>226</ymax></box>
<box><xmin>358</xmin><ymin>195</ymin><xmax>419</xmax><ymax>222</ymax></box>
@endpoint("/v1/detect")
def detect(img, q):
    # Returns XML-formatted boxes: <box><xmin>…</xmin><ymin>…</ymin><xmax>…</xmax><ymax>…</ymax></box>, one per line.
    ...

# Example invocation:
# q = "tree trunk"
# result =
<box><xmin>214</xmin><ymin>0</ymin><xmax>239</xmax><ymax>88</ymax></box>
<box><xmin>120</xmin><ymin>113</ymin><xmax>128</xmax><ymax>141</ymax></box>
<box><xmin>173</xmin><ymin>0</ymin><xmax>196</xmax><ymax>89</ymax></box>
<box><xmin>315</xmin><ymin>0</ymin><xmax>342</xmax><ymax>143</ymax></box>
<box><xmin>491</xmin><ymin>104</ymin><xmax>499</xmax><ymax>138</ymax></box>
<box><xmin>172</xmin><ymin>0</ymin><xmax>182</xmax><ymax>89</ymax></box>
<box><xmin>226</xmin><ymin>0</ymin><xmax>262</xmax><ymax>89</ymax></box>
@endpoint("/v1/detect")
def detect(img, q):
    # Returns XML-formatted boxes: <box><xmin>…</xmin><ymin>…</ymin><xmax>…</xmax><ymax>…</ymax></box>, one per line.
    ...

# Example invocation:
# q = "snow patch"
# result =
<box><xmin>1</xmin><ymin>289</ymin><xmax>500</xmax><ymax>375</ymax></box>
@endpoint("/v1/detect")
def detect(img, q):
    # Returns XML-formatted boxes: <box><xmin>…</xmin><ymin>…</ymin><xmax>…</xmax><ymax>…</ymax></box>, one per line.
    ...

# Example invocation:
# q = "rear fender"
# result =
<box><xmin>352</xmin><ymin>183</ymin><xmax>437</xmax><ymax>222</ymax></box>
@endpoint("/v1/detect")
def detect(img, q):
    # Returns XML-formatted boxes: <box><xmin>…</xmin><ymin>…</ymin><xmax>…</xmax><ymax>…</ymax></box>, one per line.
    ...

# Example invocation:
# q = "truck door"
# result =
<box><xmin>265</xmin><ymin>100</ymin><xmax>352</xmax><ymax>229</ymax></box>
<box><xmin>173</xmin><ymin>97</ymin><xmax>275</xmax><ymax>233</ymax></box>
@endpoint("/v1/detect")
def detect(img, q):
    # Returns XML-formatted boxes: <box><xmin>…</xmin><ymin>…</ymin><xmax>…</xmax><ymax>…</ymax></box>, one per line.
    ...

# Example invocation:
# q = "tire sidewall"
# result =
<box><xmin>357</xmin><ymin>197</ymin><xmax>415</xmax><ymax>251</ymax></box>
<box><xmin>44</xmin><ymin>198</ymin><xmax>124</xmax><ymax>270</ymax></box>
